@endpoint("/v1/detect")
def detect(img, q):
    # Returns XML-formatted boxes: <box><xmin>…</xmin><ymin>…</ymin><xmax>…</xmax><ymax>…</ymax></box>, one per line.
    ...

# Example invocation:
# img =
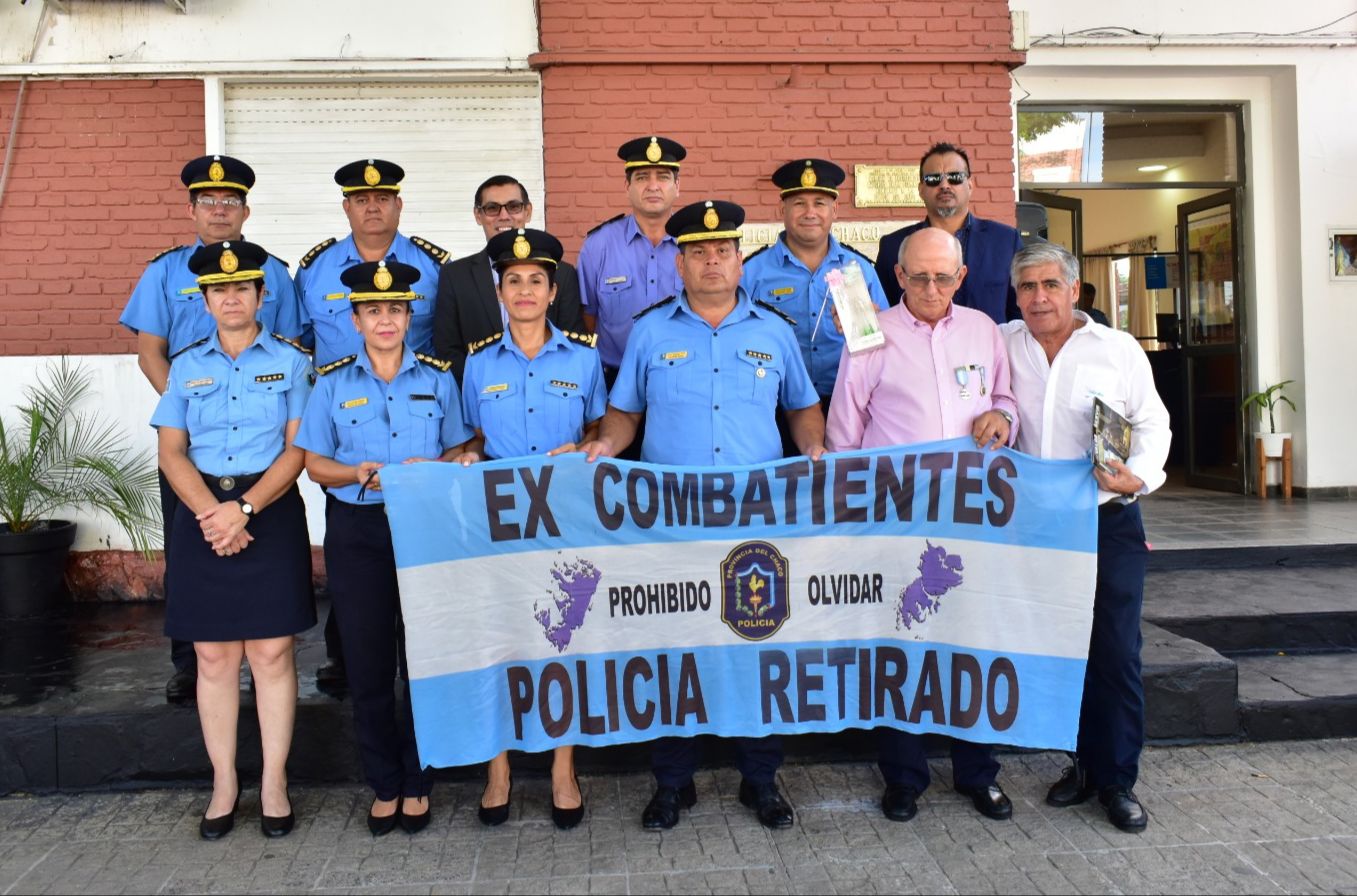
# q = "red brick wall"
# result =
<box><xmin>535</xmin><ymin>0</ymin><xmax>1022</xmax><ymax>255</ymax></box>
<box><xmin>0</xmin><ymin>79</ymin><xmax>204</xmax><ymax>356</ymax></box>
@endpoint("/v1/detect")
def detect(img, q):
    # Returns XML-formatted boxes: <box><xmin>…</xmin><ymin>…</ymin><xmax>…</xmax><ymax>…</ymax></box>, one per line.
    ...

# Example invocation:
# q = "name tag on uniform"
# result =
<box><xmin>254</xmin><ymin>373</ymin><xmax>285</xmax><ymax>383</ymax></box>
<box><xmin>745</xmin><ymin>350</ymin><xmax>774</xmax><ymax>361</ymax></box>
<box><xmin>483</xmin><ymin>383</ymin><xmax>509</xmax><ymax>394</ymax></box>
<box><xmin>770</xmin><ymin>287</ymin><xmax>795</xmax><ymax>297</ymax></box>
<box><xmin>340</xmin><ymin>397</ymin><xmax>368</xmax><ymax>409</ymax></box>
<box><xmin>178</xmin><ymin>286</ymin><xmax>201</xmax><ymax>295</ymax></box>
<box><xmin>662</xmin><ymin>351</ymin><xmax>688</xmax><ymax>361</ymax></box>
<box><xmin>605</xmin><ymin>276</ymin><xmax>628</xmax><ymax>285</ymax></box>
<box><xmin>325</xmin><ymin>292</ymin><xmax>348</xmax><ymax>301</ymax></box>
<box><xmin>550</xmin><ymin>380</ymin><xmax>579</xmax><ymax>390</ymax></box>
<box><xmin>185</xmin><ymin>377</ymin><xmax>214</xmax><ymax>388</ymax></box>
<box><xmin>409</xmin><ymin>393</ymin><xmax>436</xmax><ymax>401</ymax></box>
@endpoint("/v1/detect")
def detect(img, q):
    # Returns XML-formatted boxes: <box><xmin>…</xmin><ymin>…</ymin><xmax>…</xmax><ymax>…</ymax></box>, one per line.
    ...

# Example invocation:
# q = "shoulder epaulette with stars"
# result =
<box><xmin>415</xmin><ymin>352</ymin><xmax>452</xmax><ymax>372</ymax></box>
<box><xmin>410</xmin><ymin>236</ymin><xmax>450</xmax><ymax>265</ymax></box>
<box><xmin>169</xmin><ymin>336</ymin><xmax>209</xmax><ymax>361</ymax></box>
<box><xmin>271</xmin><ymin>333</ymin><xmax>311</xmax><ymax>355</ymax></box>
<box><xmin>316</xmin><ymin>355</ymin><xmax>357</xmax><ymax>376</ymax></box>
<box><xmin>632</xmin><ymin>295</ymin><xmax>677</xmax><ymax>321</ymax></box>
<box><xmin>299</xmin><ymin>237</ymin><xmax>337</xmax><ymax>269</ymax></box>
<box><xmin>585</xmin><ymin>213</ymin><xmax>625</xmax><ymax>237</ymax></box>
<box><xmin>743</xmin><ymin>243</ymin><xmax>772</xmax><ymax>262</ymax></box>
<box><xmin>755</xmin><ymin>300</ymin><xmax>797</xmax><ymax>326</ymax></box>
<box><xmin>467</xmin><ymin>332</ymin><xmax>504</xmax><ymax>356</ymax></box>
<box><xmin>148</xmin><ymin>244</ymin><xmax>187</xmax><ymax>264</ymax></box>
<box><xmin>562</xmin><ymin>330</ymin><xmax>598</xmax><ymax>349</ymax></box>
<box><xmin>840</xmin><ymin>242</ymin><xmax>874</xmax><ymax>265</ymax></box>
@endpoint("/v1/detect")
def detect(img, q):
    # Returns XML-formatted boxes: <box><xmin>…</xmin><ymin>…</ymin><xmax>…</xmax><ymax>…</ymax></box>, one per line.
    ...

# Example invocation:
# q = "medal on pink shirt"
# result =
<box><xmin>955</xmin><ymin>366</ymin><xmax>971</xmax><ymax>400</ymax></box>
<box><xmin>973</xmin><ymin>364</ymin><xmax>988</xmax><ymax>396</ymax></box>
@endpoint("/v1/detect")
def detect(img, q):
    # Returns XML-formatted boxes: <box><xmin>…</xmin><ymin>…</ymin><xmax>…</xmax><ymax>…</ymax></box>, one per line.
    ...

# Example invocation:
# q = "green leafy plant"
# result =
<box><xmin>0</xmin><ymin>358</ymin><xmax>160</xmax><ymax>553</ymax></box>
<box><xmin>1241</xmin><ymin>380</ymin><xmax>1297</xmax><ymax>435</ymax></box>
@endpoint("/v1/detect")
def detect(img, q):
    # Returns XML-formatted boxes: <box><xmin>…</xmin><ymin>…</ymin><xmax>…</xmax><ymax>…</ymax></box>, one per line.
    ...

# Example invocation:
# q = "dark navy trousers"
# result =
<box><xmin>324</xmin><ymin>495</ymin><xmax>431</xmax><ymax>800</ymax></box>
<box><xmin>652</xmin><ymin>736</ymin><xmax>783</xmax><ymax>788</ymax></box>
<box><xmin>1078</xmin><ymin>501</ymin><xmax>1149</xmax><ymax>790</ymax></box>
<box><xmin>160</xmin><ymin>470</ymin><xmax>195</xmax><ymax>673</ymax></box>
<box><xmin>876</xmin><ymin>731</ymin><xmax>1000</xmax><ymax>794</ymax></box>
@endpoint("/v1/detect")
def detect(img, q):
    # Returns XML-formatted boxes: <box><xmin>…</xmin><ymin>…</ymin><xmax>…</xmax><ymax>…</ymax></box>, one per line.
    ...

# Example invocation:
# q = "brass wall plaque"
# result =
<box><xmin>853</xmin><ymin>165</ymin><xmax>922</xmax><ymax>208</ymax></box>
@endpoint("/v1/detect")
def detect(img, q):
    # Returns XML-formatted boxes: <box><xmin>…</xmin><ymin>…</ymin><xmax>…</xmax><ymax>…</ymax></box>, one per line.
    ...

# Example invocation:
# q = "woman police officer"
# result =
<box><xmin>152</xmin><ymin>240</ymin><xmax>316</xmax><ymax>840</ymax></box>
<box><xmin>455</xmin><ymin>228</ymin><xmax>606</xmax><ymax>830</ymax></box>
<box><xmin>294</xmin><ymin>260</ymin><xmax>472</xmax><ymax>836</ymax></box>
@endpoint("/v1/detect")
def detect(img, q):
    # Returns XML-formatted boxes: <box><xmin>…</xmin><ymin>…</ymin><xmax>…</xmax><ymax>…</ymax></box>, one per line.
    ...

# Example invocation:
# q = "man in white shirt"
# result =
<box><xmin>1000</xmin><ymin>242</ymin><xmax>1171</xmax><ymax>833</ymax></box>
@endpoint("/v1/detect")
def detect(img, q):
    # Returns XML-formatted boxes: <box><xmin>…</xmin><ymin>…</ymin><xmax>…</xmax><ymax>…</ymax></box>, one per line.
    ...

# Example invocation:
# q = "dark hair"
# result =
<box><xmin>920</xmin><ymin>141</ymin><xmax>971</xmax><ymax>175</ymax></box>
<box><xmin>1080</xmin><ymin>282</ymin><xmax>1097</xmax><ymax>301</ymax></box>
<box><xmin>474</xmin><ymin>175</ymin><xmax>530</xmax><ymax>208</ymax></box>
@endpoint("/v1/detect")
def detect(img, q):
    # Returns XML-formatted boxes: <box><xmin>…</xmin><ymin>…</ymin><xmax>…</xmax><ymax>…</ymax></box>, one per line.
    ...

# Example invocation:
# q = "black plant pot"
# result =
<box><xmin>0</xmin><ymin>520</ymin><xmax>77</xmax><ymax>619</ymax></box>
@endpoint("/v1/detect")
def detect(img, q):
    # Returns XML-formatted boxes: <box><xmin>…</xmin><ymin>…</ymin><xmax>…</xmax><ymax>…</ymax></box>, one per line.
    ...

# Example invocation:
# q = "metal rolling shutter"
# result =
<box><xmin>223</xmin><ymin>79</ymin><xmax>545</xmax><ymax>267</ymax></box>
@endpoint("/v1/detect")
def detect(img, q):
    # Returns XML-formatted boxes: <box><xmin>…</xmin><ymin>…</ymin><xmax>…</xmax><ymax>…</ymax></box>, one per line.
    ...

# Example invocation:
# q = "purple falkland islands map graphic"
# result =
<box><xmin>535</xmin><ymin>559</ymin><xmax>603</xmax><ymax>652</ymax></box>
<box><xmin>897</xmin><ymin>542</ymin><xmax>964</xmax><ymax>630</ymax></box>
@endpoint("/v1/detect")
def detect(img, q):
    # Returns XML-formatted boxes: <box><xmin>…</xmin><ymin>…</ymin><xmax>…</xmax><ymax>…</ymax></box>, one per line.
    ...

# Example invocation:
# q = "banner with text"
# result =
<box><xmin>381</xmin><ymin>438</ymin><xmax>1098</xmax><ymax>768</ymax></box>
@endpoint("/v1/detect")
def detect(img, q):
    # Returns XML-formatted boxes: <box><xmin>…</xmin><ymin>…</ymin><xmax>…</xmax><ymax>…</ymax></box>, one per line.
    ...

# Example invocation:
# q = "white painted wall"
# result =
<box><xmin>1014</xmin><ymin>0</ymin><xmax>1357</xmax><ymax>487</ymax></box>
<box><xmin>0</xmin><ymin>0</ymin><xmax>537</xmax><ymax>71</ymax></box>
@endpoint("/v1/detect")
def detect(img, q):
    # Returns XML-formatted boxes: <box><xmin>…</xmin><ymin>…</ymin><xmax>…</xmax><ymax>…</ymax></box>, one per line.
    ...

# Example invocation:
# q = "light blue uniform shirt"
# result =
<box><xmin>293</xmin><ymin>347</ymin><xmax>472</xmax><ymax>505</ymax></box>
<box><xmin>740</xmin><ymin>234</ymin><xmax>889</xmax><ymax>397</ymax></box>
<box><xmin>609</xmin><ymin>289</ymin><xmax>819</xmax><ymax>465</ymax></box>
<box><xmin>119</xmin><ymin>239</ymin><xmax>305</xmax><ymax>354</ymax></box>
<box><xmin>294</xmin><ymin>232</ymin><xmax>445</xmax><ymax>367</ymax></box>
<box><xmin>577</xmin><ymin>214</ymin><xmax>682</xmax><ymax>369</ymax></box>
<box><xmin>151</xmin><ymin>327</ymin><xmax>313</xmax><ymax>477</ymax></box>
<box><xmin>461</xmin><ymin>323</ymin><xmax>607</xmax><ymax>460</ymax></box>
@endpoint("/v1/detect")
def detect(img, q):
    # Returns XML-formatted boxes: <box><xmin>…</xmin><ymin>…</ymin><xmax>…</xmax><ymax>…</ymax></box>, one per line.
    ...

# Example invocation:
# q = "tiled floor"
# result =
<box><xmin>1142</xmin><ymin>482</ymin><xmax>1357</xmax><ymax>550</ymax></box>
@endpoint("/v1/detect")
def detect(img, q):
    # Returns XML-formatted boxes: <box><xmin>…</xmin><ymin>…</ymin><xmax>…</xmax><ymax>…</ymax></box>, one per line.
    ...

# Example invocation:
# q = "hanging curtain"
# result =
<box><xmin>1124</xmin><ymin>236</ymin><xmax>1158</xmax><ymax>339</ymax></box>
<box><xmin>1083</xmin><ymin>235</ymin><xmax>1157</xmax><ymax>335</ymax></box>
<box><xmin>1081</xmin><ymin>256</ymin><xmax>1116</xmax><ymax>326</ymax></box>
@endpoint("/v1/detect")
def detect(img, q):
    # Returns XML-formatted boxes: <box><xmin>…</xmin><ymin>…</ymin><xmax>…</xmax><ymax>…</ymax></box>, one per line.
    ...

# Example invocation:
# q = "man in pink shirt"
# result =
<box><xmin>826</xmin><ymin>226</ymin><xmax>1019</xmax><ymax>825</ymax></box>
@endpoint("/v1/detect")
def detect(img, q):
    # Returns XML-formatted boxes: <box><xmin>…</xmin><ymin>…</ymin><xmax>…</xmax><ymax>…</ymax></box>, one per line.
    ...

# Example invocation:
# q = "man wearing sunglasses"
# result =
<box><xmin>874</xmin><ymin>142</ymin><xmax>1024</xmax><ymax>325</ymax></box>
<box><xmin>828</xmin><ymin>227</ymin><xmax>1018</xmax><ymax>825</ymax></box>
<box><xmin>431</xmin><ymin>174</ymin><xmax>585</xmax><ymax>380</ymax></box>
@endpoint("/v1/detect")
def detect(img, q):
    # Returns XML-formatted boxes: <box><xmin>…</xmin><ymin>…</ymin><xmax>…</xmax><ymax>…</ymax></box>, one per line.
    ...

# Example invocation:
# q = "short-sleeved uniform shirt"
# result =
<box><xmin>576</xmin><ymin>214</ymin><xmax>682</xmax><ymax>369</ymax></box>
<box><xmin>609</xmin><ymin>289</ymin><xmax>819</xmax><ymax>465</ymax></box>
<box><xmin>151</xmin><ymin>328</ymin><xmax>313</xmax><ymax>476</ymax></box>
<box><xmin>461</xmin><ymin>323</ymin><xmax>607</xmax><ymax>460</ymax></box>
<box><xmin>294</xmin><ymin>347</ymin><xmax>472</xmax><ymax>506</ymax></box>
<box><xmin>120</xmin><ymin>240</ymin><xmax>305</xmax><ymax>353</ymax></box>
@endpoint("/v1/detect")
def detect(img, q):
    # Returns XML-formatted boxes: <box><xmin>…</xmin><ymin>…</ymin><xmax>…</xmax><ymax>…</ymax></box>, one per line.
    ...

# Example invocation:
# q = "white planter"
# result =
<box><xmin>1257</xmin><ymin>431</ymin><xmax>1291</xmax><ymax>457</ymax></box>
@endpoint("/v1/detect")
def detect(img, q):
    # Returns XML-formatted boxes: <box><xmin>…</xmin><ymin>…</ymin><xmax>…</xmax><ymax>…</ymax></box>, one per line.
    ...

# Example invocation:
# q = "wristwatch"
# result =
<box><xmin>994</xmin><ymin>408</ymin><xmax>1014</xmax><ymax>425</ymax></box>
<box><xmin>236</xmin><ymin>499</ymin><xmax>255</xmax><ymax>518</ymax></box>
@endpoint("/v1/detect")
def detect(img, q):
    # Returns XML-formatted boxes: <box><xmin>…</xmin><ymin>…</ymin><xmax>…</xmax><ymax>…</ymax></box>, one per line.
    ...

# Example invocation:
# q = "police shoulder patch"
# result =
<box><xmin>299</xmin><ymin>237</ymin><xmax>337</xmax><ymax>269</ymax></box>
<box><xmin>467</xmin><ymin>332</ymin><xmax>504</xmax><ymax>356</ymax></box>
<box><xmin>840</xmin><ymin>242</ymin><xmax>874</xmax><ymax>265</ymax></box>
<box><xmin>742</xmin><ymin>243</ymin><xmax>772</xmax><ymax>262</ymax></box>
<box><xmin>316</xmin><ymin>354</ymin><xmax>357</xmax><ymax>376</ymax></box>
<box><xmin>415</xmin><ymin>352</ymin><xmax>452</xmax><ymax>372</ymax></box>
<box><xmin>585</xmin><ymin>212</ymin><xmax>625</xmax><ymax>237</ymax></box>
<box><xmin>755</xmin><ymin>300</ymin><xmax>797</xmax><ymax>326</ymax></box>
<box><xmin>271</xmin><ymin>333</ymin><xmax>311</xmax><ymax>354</ymax></box>
<box><xmin>148</xmin><ymin>244</ymin><xmax>187</xmax><ymax>264</ymax></box>
<box><xmin>632</xmin><ymin>295</ymin><xmax>677</xmax><ymax>321</ymax></box>
<box><xmin>563</xmin><ymin>330</ymin><xmax>598</xmax><ymax>349</ymax></box>
<box><xmin>410</xmin><ymin>236</ymin><xmax>450</xmax><ymax>264</ymax></box>
<box><xmin>169</xmin><ymin>336</ymin><xmax>209</xmax><ymax>361</ymax></box>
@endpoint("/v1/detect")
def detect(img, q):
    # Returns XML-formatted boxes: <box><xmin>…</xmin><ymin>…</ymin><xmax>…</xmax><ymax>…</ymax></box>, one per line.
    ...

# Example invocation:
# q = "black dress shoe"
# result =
<box><xmin>199</xmin><ymin>795</ymin><xmax>239</xmax><ymax>841</ymax></box>
<box><xmin>958</xmin><ymin>783</ymin><xmax>1012</xmax><ymax>820</ymax></box>
<box><xmin>315</xmin><ymin>659</ymin><xmax>348</xmax><ymax>698</ymax></box>
<box><xmin>260</xmin><ymin>788</ymin><xmax>294</xmax><ymax>838</ymax></box>
<box><xmin>166</xmin><ymin>667</ymin><xmax>197</xmax><ymax>705</ymax></box>
<box><xmin>641</xmin><ymin>782</ymin><xmax>697</xmax><ymax>830</ymax></box>
<box><xmin>1100</xmin><ymin>787</ymin><xmax>1148</xmax><ymax>832</ymax></box>
<box><xmin>400</xmin><ymin>796</ymin><xmax>431</xmax><ymax>834</ymax></box>
<box><xmin>738</xmin><ymin>780</ymin><xmax>794</xmax><ymax>830</ymax></box>
<box><xmin>368</xmin><ymin>798</ymin><xmax>400</xmax><ymax>836</ymax></box>
<box><xmin>551</xmin><ymin>776</ymin><xmax>585</xmax><ymax>831</ymax></box>
<box><xmin>478</xmin><ymin>780</ymin><xmax>512</xmax><ymax>827</ymax></box>
<box><xmin>881</xmin><ymin>784</ymin><xmax>919</xmax><ymax>822</ymax></box>
<box><xmin>1046</xmin><ymin>760</ymin><xmax>1096</xmax><ymax>807</ymax></box>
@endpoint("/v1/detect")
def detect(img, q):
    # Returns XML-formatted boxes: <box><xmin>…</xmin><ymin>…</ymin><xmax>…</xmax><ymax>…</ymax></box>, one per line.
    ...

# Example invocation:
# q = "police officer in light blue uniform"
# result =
<box><xmin>741</xmin><ymin>158</ymin><xmax>889</xmax><ymax>407</ymax></box>
<box><xmin>295</xmin><ymin>159</ymin><xmax>450</xmax><ymax>368</ymax></box>
<box><xmin>581</xmin><ymin>200</ymin><xmax>826</xmax><ymax>832</ymax></box>
<box><xmin>121</xmin><ymin>154</ymin><xmax>306</xmax><ymax>704</ymax></box>
<box><xmin>295</xmin><ymin>259</ymin><xmax>471</xmax><ymax>838</ymax></box>
<box><xmin>456</xmin><ymin>228</ymin><xmax>605</xmax><ymax>833</ymax></box>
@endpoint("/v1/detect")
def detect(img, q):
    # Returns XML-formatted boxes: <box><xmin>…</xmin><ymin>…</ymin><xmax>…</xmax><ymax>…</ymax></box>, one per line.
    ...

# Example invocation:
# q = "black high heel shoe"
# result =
<box><xmin>260</xmin><ymin>786</ymin><xmax>295</xmax><ymax>838</ymax></box>
<box><xmin>368</xmin><ymin>797</ymin><xmax>400</xmax><ymax>836</ymax></box>
<box><xmin>399</xmin><ymin>795</ymin><xmax>431</xmax><ymax>834</ymax></box>
<box><xmin>478</xmin><ymin>779</ymin><xmax>512</xmax><ymax>827</ymax></box>
<box><xmin>199</xmin><ymin>793</ymin><xmax>240</xmax><ymax>841</ymax></box>
<box><xmin>551</xmin><ymin>775</ymin><xmax>585</xmax><ymax>830</ymax></box>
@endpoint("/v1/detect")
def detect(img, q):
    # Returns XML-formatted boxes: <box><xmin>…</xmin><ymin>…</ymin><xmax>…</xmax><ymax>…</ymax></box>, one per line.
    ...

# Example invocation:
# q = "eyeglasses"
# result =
<box><xmin>477</xmin><ymin>200</ymin><xmax>528</xmax><ymax>217</ymax></box>
<box><xmin>903</xmin><ymin>271</ymin><xmax>961</xmax><ymax>289</ymax></box>
<box><xmin>920</xmin><ymin>171</ymin><xmax>969</xmax><ymax>188</ymax></box>
<box><xmin>194</xmin><ymin>196</ymin><xmax>244</xmax><ymax>209</ymax></box>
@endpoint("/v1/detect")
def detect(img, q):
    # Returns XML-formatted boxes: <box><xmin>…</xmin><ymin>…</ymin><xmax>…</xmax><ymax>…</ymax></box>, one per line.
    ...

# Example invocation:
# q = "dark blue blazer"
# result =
<box><xmin>874</xmin><ymin>214</ymin><xmax>1025</xmax><ymax>324</ymax></box>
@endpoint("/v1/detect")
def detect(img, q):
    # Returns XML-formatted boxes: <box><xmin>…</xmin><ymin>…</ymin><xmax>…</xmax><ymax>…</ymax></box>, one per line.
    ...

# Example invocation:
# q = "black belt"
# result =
<box><xmin>202</xmin><ymin>471</ymin><xmax>264</xmax><ymax>491</ymax></box>
<box><xmin>1099</xmin><ymin>498</ymin><xmax>1137</xmax><ymax>515</ymax></box>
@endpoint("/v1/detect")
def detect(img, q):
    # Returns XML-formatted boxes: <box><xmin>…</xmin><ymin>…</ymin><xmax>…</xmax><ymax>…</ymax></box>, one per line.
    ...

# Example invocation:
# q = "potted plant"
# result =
<box><xmin>1241</xmin><ymin>379</ymin><xmax>1297</xmax><ymax>457</ymax></box>
<box><xmin>0</xmin><ymin>358</ymin><xmax>160</xmax><ymax>619</ymax></box>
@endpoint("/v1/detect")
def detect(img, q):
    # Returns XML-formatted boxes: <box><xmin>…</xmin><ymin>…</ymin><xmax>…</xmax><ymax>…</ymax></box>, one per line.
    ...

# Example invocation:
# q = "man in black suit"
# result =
<box><xmin>432</xmin><ymin>175</ymin><xmax>586</xmax><ymax>380</ymax></box>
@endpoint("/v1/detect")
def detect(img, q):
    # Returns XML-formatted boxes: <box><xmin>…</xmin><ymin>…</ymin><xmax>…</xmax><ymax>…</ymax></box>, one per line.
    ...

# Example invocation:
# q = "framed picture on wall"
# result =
<box><xmin>1330</xmin><ymin>229</ymin><xmax>1357</xmax><ymax>281</ymax></box>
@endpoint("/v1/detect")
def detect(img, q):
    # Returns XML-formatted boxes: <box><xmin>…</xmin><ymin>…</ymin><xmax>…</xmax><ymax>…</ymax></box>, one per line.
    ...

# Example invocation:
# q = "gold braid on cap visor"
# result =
<box><xmin>196</xmin><ymin>270</ymin><xmax>264</xmax><ymax>286</ymax></box>
<box><xmin>675</xmin><ymin>230</ymin><xmax>742</xmax><ymax>245</ymax></box>
<box><xmin>347</xmin><ymin>291</ymin><xmax>418</xmax><ymax>302</ymax></box>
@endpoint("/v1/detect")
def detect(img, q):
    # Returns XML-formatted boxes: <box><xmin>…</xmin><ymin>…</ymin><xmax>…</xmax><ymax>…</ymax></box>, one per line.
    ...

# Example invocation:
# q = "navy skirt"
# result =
<box><xmin>164</xmin><ymin>478</ymin><xmax>316</xmax><ymax>642</ymax></box>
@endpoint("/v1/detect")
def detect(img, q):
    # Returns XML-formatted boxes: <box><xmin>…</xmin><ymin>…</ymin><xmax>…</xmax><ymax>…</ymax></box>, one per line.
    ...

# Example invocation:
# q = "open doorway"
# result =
<box><xmin>1018</xmin><ymin>105</ymin><xmax>1248</xmax><ymax>492</ymax></box>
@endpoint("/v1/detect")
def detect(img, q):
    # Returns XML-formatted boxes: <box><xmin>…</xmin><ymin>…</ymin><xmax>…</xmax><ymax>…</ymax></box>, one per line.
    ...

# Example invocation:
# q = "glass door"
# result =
<box><xmin>1019</xmin><ymin>189</ymin><xmax>1082</xmax><ymax>260</ymax></box>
